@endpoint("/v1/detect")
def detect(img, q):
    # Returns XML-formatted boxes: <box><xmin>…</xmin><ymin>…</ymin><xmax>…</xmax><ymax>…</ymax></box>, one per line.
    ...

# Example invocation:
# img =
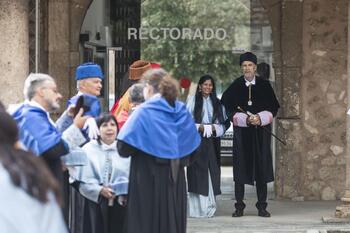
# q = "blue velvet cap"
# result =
<box><xmin>76</xmin><ymin>62</ymin><xmax>104</xmax><ymax>80</ymax></box>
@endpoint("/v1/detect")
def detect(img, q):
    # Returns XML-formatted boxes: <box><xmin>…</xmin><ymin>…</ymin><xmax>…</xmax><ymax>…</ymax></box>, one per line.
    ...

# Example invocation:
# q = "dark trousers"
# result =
<box><xmin>234</xmin><ymin>182</ymin><xmax>267</xmax><ymax>210</ymax></box>
<box><xmin>62</xmin><ymin>170</ymin><xmax>70</xmax><ymax>225</ymax></box>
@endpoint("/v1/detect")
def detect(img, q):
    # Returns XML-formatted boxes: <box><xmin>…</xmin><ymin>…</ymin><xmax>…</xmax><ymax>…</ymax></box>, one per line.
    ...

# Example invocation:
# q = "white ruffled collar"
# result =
<box><xmin>100</xmin><ymin>141</ymin><xmax>117</xmax><ymax>151</ymax></box>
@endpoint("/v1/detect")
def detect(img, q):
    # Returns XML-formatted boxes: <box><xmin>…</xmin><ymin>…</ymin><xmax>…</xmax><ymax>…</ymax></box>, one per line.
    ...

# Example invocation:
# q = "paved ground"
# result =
<box><xmin>187</xmin><ymin>167</ymin><xmax>350</xmax><ymax>233</ymax></box>
<box><xmin>188</xmin><ymin>196</ymin><xmax>350</xmax><ymax>233</ymax></box>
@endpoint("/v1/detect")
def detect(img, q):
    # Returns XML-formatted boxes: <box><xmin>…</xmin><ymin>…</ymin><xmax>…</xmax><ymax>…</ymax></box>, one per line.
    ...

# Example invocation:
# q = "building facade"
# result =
<box><xmin>1</xmin><ymin>1</ymin><xmax>350</xmax><ymax>218</ymax></box>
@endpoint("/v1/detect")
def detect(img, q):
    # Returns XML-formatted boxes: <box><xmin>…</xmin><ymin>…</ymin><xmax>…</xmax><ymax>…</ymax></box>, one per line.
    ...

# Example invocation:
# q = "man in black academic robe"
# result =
<box><xmin>221</xmin><ymin>52</ymin><xmax>280</xmax><ymax>217</ymax></box>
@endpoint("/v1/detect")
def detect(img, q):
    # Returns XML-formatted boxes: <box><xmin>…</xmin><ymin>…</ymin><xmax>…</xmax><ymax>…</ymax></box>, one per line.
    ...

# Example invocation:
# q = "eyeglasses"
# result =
<box><xmin>42</xmin><ymin>86</ymin><xmax>59</xmax><ymax>94</ymax></box>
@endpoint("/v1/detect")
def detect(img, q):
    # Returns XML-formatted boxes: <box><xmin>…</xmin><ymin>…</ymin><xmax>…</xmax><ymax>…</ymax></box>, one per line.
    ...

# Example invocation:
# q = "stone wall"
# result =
<box><xmin>300</xmin><ymin>0</ymin><xmax>348</xmax><ymax>200</ymax></box>
<box><xmin>263</xmin><ymin>0</ymin><xmax>348</xmax><ymax>200</ymax></box>
<box><xmin>261</xmin><ymin>0</ymin><xmax>304</xmax><ymax>200</ymax></box>
<box><xmin>47</xmin><ymin>0</ymin><xmax>92</xmax><ymax>118</ymax></box>
<box><xmin>0</xmin><ymin>0</ymin><xmax>29</xmax><ymax>106</ymax></box>
<box><xmin>0</xmin><ymin>0</ymin><xmax>92</xmax><ymax>108</ymax></box>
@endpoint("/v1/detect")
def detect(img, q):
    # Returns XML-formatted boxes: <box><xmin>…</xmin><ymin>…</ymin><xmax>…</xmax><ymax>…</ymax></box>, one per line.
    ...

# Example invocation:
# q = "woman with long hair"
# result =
<box><xmin>0</xmin><ymin>102</ymin><xmax>67</xmax><ymax>233</ymax></box>
<box><xmin>74</xmin><ymin>113</ymin><xmax>130</xmax><ymax>233</ymax></box>
<box><xmin>117</xmin><ymin>68</ymin><xmax>201</xmax><ymax>233</ymax></box>
<box><xmin>186</xmin><ymin>74</ymin><xmax>230</xmax><ymax>218</ymax></box>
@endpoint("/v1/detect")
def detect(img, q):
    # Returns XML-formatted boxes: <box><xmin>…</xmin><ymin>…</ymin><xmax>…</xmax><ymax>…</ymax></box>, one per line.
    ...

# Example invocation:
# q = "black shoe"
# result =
<box><xmin>258</xmin><ymin>209</ymin><xmax>271</xmax><ymax>217</ymax></box>
<box><xmin>232</xmin><ymin>209</ymin><xmax>244</xmax><ymax>217</ymax></box>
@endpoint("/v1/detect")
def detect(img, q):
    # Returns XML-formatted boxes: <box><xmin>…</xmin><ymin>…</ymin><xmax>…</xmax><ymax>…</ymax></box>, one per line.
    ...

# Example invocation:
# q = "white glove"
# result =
<box><xmin>213</xmin><ymin>124</ymin><xmax>224</xmax><ymax>137</ymax></box>
<box><xmin>203</xmin><ymin>125</ymin><xmax>212</xmax><ymax>138</ymax></box>
<box><xmin>195</xmin><ymin>123</ymin><xmax>200</xmax><ymax>131</ymax></box>
<box><xmin>202</xmin><ymin>125</ymin><xmax>207</xmax><ymax>137</ymax></box>
<box><xmin>83</xmin><ymin>117</ymin><xmax>100</xmax><ymax>139</ymax></box>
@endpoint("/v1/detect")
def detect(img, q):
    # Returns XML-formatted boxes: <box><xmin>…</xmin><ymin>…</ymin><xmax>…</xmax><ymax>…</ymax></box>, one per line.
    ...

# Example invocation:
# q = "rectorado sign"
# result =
<box><xmin>128</xmin><ymin>27</ymin><xmax>228</xmax><ymax>41</ymax></box>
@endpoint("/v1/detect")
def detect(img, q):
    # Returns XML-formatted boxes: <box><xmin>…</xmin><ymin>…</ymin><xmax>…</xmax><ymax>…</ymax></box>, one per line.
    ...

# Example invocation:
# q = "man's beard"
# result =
<box><xmin>244</xmin><ymin>72</ymin><xmax>255</xmax><ymax>80</ymax></box>
<box><xmin>49</xmin><ymin>101</ymin><xmax>60</xmax><ymax>112</ymax></box>
<box><xmin>45</xmin><ymin>97</ymin><xmax>60</xmax><ymax>112</ymax></box>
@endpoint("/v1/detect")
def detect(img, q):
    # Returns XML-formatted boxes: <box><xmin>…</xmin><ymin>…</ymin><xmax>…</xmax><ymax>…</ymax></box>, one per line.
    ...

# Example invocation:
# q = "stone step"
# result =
<box><xmin>188</xmin><ymin>229</ymin><xmax>350</xmax><ymax>233</ymax></box>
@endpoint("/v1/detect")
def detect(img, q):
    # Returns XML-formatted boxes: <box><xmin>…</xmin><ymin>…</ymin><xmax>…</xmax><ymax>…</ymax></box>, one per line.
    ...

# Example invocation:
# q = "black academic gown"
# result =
<box><xmin>40</xmin><ymin>140</ymin><xmax>69</xmax><ymax>186</ymax></box>
<box><xmin>187</xmin><ymin>136</ymin><xmax>222</xmax><ymax>196</ymax></box>
<box><xmin>221</xmin><ymin>76</ymin><xmax>280</xmax><ymax>185</ymax></box>
<box><xmin>68</xmin><ymin>184</ymin><xmax>85</xmax><ymax>233</ymax></box>
<box><xmin>81</xmin><ymin>197</ymin><xmax>125</xmax><ymax>233</ymax></box>
<box><xmin>117</xmin><ymin>140</ymin><xmax>190</xmax><ymax>233</ymax></box>
<box><xmin>40</xmin><ymin>140</ymin><xmax>70</xmax><ymax>222</ymax></box>
<box><xmin>186</xmin><ymin>96</ymin><xmax>230</xmax><ymax>197</ymax></box>
<box><xmin>70</xmin><ymin>161</ymin><xmax>126</xmax><ymax>233</ymax></box>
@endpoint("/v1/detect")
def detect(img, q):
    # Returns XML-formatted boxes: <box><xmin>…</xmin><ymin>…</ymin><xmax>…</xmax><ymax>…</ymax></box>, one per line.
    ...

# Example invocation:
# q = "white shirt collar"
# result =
<box><xmin>149</xmin><ymin>93</ymin><xmax>161</xmax><ymax>100</ymax></box>
<box><xmin>101</xmin><ymin>141</ymin><xmax>117</xmax><ymax>151</ymax></box>
<box><xmin>28</xmin><ymin>100</ymin><xmax>47</xmax><ymax>112</ymax></box>
<box><xmin>245</xmin><ymin>77</ymin><xmax>256</xmax><ymax>87</ymax></box>
<box><xmin>28</xmin><ymin>100</ymin><xmax>56</xmax><ymax>126</ymax></box>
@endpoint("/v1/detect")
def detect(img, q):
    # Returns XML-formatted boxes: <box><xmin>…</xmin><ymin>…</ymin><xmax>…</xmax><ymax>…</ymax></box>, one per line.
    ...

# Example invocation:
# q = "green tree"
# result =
<box><xmin>141</xmin><ymin>0</ymin><xmax>251</xmax><ymax>94</ymax></box>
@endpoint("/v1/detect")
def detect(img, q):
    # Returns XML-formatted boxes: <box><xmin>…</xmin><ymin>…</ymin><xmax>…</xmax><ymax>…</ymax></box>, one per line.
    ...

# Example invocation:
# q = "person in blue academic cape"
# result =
<box><xmin>117</xmin><ymin>68</ymin><xmax>201</xmax><ymax>233</ymax></box>
<box><xmin>54</xmin><ymin>63</ymin><xmax>104</xmax><ymax>231</ymax></box>
<box><xmin>56</xmin><ymin>62</ymin><xmax>104</xmax><ymax>139</ymax></box>
<box><xmin>0</xmin><ymin>104</ymin><xmax>68</xmax><ymax>233</ymax></box>
<box><xmin>12</xmin><ymin>73</ymin><xmax>87</xmax><ymax>186</ymax></box>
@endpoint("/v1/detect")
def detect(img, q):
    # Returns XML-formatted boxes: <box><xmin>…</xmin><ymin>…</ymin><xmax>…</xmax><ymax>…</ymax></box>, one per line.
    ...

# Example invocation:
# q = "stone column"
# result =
<box><xmin>47</xmin><ymin>0</ymin><xmax>92</xmax><ymax>115</ymax></box>
<box><xmin>69</xmin><ymin>0</ymin><xmax>93</xmax><ymax>98</ymax></box>
<box><xmin>260</xmin><ymin>0</ymin><xmax>304</xmax><ymax>200</ymax></box>
<box><xmin>48</xmin><ymin>0</ymin><xmax>70</xmax><ymax>106</ymax></box>
<box><xmin>0</xmin><ymin>0</ymin><xmax>29</xmax><ymax>106</ymax></box>
<box><xmin>334</xmin><ymin>2</ymin><xmax>350</xmax><ymax>219</ymax></box>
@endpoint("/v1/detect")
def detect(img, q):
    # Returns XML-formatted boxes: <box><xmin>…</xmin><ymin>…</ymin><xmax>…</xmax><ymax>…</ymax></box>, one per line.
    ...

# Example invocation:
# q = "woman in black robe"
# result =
<box><xmin>186</xmin><ymin>74</ymin><xmax>230</xmax><ymax>217</ymax></box>
<box><xmin>75</xmin><ymin>114</ymin><xmax>129</xmax><ymax>233</ymax></box>
<box><xmin>117</xmin><ymin>68</ymin><xmax>201</xmax><ymax>233</ymax></box>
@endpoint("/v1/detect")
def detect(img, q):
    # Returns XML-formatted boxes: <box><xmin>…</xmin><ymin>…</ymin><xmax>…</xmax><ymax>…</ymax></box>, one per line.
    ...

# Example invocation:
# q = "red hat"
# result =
<box><xmin>150</xmin><ymin>63</ymin><xmax>161</xmax><ymax>69</ymax></box>
<box><xmin>180</xmin><ymin>77</ymin><xmax>191</xmax><ymax>89</ymax></box>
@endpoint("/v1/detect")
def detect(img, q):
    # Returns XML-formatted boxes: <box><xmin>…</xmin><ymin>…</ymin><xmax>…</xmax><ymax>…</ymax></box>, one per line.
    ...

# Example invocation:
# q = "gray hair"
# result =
<box><xmin>23</xmin><ymin>73</ymin><xmax>55</xmax><ymax>100</ymax></box>
<box><xmin>76</xmin><ymin>80</ymin><xmax>84</xmax><ymax>91</ymax></box>
<box><xmin>141</xmin><ymin>68</ymin><xmax>168</xmax><ymax>94</ymax></box>
<box><xmin>129</xmin><ymin>83</ymin><xmax>145</xmax><ymax>104</ymax></box>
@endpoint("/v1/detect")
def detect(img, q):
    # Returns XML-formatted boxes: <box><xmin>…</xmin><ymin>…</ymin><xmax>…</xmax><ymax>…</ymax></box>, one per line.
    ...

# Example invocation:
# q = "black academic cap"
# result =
<box><xmin>239</xmin><ymin>52</ymin><xmax>257</xmax><ymax>66</ymax></box>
